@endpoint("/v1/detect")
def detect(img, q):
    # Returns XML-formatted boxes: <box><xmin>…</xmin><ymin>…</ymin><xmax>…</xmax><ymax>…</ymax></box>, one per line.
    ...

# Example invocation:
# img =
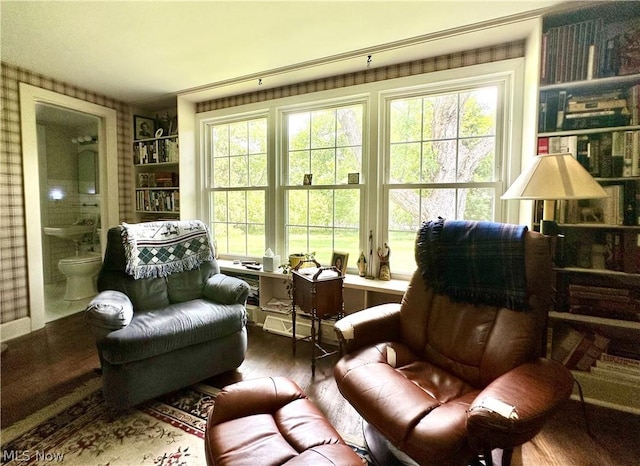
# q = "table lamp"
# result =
<box><xmin>502</xmin><ymin>153</ymin><xmax>608</xmax><ymax>235</ymax></box>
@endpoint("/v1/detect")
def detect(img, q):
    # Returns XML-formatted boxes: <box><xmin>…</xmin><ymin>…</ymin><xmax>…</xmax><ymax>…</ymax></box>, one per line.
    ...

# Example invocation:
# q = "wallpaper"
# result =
<box><xmin>0</xmin><ymin>39</ymin><xmax>524</xmax><ymax>328</ymax></box>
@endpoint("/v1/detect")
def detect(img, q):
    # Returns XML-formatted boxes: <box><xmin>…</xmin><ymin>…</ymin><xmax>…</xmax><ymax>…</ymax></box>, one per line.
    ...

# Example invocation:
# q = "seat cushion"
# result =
<box><xmin>99</xmin><ymin>299</ymin><xmax>246</xmax><ymax>365</ymax></box>
<box><xmin>206</xmin><ymin>377</ymin><xmax>362</xmax><ymax>466</ymax></box>
<box><xmin>334</xmin><ymin>342</ymin><xmax>478</xmax><ymax>464</ymax></box>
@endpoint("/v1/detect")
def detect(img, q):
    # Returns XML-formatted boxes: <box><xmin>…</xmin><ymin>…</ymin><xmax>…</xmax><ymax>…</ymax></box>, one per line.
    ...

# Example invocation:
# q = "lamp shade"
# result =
<box><xmin>502</xmin><ymin>153</ymin><xmax>608</xmax><ymax>200</ymax></box>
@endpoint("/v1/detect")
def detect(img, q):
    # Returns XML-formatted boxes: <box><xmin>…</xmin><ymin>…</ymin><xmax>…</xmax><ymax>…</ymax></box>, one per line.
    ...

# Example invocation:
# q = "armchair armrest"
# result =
<box><xmin>84</xmin><ymin>290</ymin><xmax>134</xmax><ymax>339</ymax></box>
<box><xmin>334</xmin><ymin>303</ymin><xmax>402</xmax><ymax>354</ymax></box>
<box><xmin>466</xmin><ymin>358</ymin><xmax>574</xmax><ymax>451</ymax></box>
<box><xmin>203</xmin><ymin>273</ymin><xmax>250</xmax><ymax>305</ymax></box>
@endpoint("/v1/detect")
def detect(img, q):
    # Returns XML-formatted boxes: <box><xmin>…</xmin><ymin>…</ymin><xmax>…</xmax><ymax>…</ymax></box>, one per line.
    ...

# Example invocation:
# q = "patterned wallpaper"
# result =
<box><xmin>0</xmin><ymin>62</ymin><xmax>133</xmax><ymax>325</ymax></box>
<box><xmin>197</xmin><ymin>41</ymin><xmax>525</xmax><ymax>112</ymax></box>
<box><xmin>0</xmin><ymin>39</ymin><xmax>524</xmax><ymax>329</ymax></box>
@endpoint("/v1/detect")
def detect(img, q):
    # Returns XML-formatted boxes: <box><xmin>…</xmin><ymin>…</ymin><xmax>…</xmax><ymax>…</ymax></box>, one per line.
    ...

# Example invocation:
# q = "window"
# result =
<box><xmin>198</xmin><ymin>60</ymin><xmax>522</xmax><ymax>278</ymax></box>
<box><xmin>283</xmin><ymin>104</ymin><xmax>363</xmax><ymax>265</ymax></box>
<box><xmin>209</xmin><ymin>117</ymin><xmax>267</xmax><ymax>257</ymax></box>
<box><xmin>385</xmin><ymin>85</ymin><xmax>504</xmax><ymax>272</ymax></box>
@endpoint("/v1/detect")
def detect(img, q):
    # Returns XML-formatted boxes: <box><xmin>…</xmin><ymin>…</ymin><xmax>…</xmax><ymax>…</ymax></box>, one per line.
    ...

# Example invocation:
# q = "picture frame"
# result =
<box><xmin>331</xmin><ymin>251</ymin><xmax>349</xmax><ymax>276</ymax></box>
<box><xmin>348</xmin><ymin>172</ymin><xmax>360</xmax><ymax>184</ymax></box>
<box><xmin>303</xmin><ymin>173</ymin><xmax>313</xmax><ymax>185</ymax></box>
<box><xmin>134</xmin><ymin>115</ymin><xmax>155</xmax><ymax>140</ymax></box>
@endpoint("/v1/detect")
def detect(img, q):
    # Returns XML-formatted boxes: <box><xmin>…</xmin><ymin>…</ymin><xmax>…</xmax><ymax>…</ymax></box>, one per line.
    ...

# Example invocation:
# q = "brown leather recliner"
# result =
<box><xmin>334</xmin><ymin>221</ymin><xmax>574</xmax><ymax>466</ymax></box>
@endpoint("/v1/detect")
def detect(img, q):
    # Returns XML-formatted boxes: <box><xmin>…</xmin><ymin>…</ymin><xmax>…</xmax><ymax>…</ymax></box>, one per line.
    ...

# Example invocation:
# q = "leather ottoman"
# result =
<box><xmin>205</xmin><ymin>376</ymin><xmax>363</xmax><ymax>466</ymax></box>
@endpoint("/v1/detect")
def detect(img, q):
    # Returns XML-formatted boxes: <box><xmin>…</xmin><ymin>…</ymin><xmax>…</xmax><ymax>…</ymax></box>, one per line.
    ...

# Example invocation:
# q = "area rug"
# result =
<box><xmin>1</xmin><ymin>377</ymin><xmax>371</xmax><ymax>465</ymax></box>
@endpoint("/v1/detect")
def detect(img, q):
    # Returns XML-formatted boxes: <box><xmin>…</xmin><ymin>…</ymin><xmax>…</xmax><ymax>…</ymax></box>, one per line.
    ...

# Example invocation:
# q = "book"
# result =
<box><xmin>601</xmin><ymin>352</ymin><xmax>640</xmax><ymax>369</ymax></box>
<box><xmin>567</xmin><ymin>98</ymin><xmax>628</xmax><ymax>113</ymax></box>
<box><xmin>566</xmin><ymin>331</ymin><xmax>610</xmax><ymax>371</ymax></box>
<box><xmin>590</xmin><ymin>365</ymin><xmax>640</xmax><ymax>383</ymax></box>
<box><xmin>551</xmin><ymin>326</ymin><xmax>586</xmax><ymax>365</ymax></box>
<box><xmin>595</xmin><ymin>359</ymin><xmax>640</xmax><ymax>376</ymax></box>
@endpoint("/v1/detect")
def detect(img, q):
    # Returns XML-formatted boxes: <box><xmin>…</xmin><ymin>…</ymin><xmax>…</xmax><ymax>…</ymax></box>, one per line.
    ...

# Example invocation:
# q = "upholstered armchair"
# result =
<box><xmin>334</xmin><ymin>220</ymin><xmax>574</xmax><ymax>466</ymax></box>
<box><xmin>85</xmin><ymin>221</ymin><xmax>250</xmax><ymax>408</ymax></box>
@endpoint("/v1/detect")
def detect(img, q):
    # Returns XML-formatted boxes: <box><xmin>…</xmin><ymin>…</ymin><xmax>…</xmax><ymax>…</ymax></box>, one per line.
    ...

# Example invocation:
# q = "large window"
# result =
<box><xmin>284</xmin><ymin>104</ymin><xmax>363</xmax><ymax>265</ymax></box>
<box><xmin>209</xmin><ymin>117</ymin><xmax>267</xmax><ymax>257</ymax></box>
<box><xmin>385</xmin><ymin>85</ymin><xmax>504</xmax><ymax>271</ymax></box>
<box><xmin>199</xmin><ymin>60</ymin><xmax>521</xmax><ymax>277</ymax></box>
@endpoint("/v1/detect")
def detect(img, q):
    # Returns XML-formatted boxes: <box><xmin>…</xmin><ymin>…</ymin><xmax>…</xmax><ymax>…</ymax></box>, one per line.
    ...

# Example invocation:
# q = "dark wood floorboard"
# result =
<box><xmin>2</xmin><ymin>312</ymin><xmax>639</xmax><ymax>465</ymax></box>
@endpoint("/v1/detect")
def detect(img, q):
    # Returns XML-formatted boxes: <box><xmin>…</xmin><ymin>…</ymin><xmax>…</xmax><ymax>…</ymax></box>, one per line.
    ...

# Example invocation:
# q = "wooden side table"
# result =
<box><xmin>292</xmin><ymin>262</ymin><xmax>344</xmax><ymax>376</ymax></box>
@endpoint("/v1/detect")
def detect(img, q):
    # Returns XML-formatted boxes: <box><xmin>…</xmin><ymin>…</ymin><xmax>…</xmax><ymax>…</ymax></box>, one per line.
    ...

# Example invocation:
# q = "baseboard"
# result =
<box><xmin>1</xmin><ymin>317</ymin><xmax>32</xmax><ymax>342</ymax></box>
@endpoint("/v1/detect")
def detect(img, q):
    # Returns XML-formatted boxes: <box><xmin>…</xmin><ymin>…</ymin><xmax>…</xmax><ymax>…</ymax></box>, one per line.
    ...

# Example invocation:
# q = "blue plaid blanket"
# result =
<box><xmin>416</xmin><ymin>218</ymin><xmax>529</xmax><ymax>311</ymax></box>
<box><xmin>121</xmin><ymin>220</ymin><xmax>213</xmax><ymax>279</ymax></box>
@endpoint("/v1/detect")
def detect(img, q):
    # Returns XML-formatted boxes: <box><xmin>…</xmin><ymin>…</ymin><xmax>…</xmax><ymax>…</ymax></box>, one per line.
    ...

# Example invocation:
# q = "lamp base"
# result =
<box><xmin>540</xmin><ymin>220</ymin><xmax>559</xmax><ymax>236</ymax></box>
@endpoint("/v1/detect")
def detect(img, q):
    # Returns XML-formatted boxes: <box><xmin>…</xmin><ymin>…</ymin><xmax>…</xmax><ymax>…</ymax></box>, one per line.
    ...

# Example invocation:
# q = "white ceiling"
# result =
<box><xmin>1</xmin><ymin>1</ymin><xmax>566</xmax><ymax>108</ymax></box>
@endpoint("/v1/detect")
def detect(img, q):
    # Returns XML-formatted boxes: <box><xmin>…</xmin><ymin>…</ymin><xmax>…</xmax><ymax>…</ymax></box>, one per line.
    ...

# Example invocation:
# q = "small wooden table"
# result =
<box><xmin>291</xmin><ymin>262</ymin><xmax>344</xmax><ymax>376</ymax></box>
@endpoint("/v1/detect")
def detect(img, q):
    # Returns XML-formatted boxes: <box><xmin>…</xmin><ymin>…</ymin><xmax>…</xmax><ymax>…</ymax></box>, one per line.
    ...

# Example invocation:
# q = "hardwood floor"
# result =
<box><xmin>2</xmin><ymin>312</ymin><xmax>639</xmax><ymax>465</ymax></box>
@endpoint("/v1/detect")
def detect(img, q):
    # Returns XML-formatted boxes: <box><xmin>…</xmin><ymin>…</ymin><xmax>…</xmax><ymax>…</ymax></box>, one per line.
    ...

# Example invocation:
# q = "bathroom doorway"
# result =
<box><xmin>20</xmin><ymin>83</ymin><xmax>119</xmax><ymax>333</ymax></box>
<box><xmin>36</xmin><ymin>104</ymin><xmax>102</xmax><ymax>322</ymax></box>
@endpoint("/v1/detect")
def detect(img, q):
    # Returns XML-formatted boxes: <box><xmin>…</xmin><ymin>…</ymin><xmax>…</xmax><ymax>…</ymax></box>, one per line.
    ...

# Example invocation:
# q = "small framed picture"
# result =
<box><xmin>331</xmin><ymin>251</ymin><xmax>349</xmax><ymax>276</ymax></box>
<box><xmin>134</xmin><ymin>115</ymin><xmax>155</xmax><ymax>140</ymax></box>
<box><xmin>303</xmin><ymin>174</ymin><xmax>313</xmax><ymax>185</ymax></box>
<box><xmin>348</xmin><ymin>172</ymin><xmax>360</xmax><ymax>184</ymax></box>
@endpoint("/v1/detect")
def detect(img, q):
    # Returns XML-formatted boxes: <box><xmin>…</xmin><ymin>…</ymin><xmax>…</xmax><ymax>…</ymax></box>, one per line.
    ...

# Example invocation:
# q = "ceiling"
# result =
<box><xmin>1</xmin><ymin>1</ymin><xmax>567</xmax><ymax>108</ymax></box>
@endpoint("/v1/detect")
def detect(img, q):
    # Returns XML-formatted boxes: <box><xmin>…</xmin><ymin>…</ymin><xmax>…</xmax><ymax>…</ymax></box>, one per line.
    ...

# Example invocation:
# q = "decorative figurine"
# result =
<box><xmin>377</xmin><ymin>243</ymin><xmax>391</xmax><ymax>281</ymax></box>
<box><xmin>357</xmin><ymin>251</ymin><xmax>367</xmax><ymax>277</ymax></box>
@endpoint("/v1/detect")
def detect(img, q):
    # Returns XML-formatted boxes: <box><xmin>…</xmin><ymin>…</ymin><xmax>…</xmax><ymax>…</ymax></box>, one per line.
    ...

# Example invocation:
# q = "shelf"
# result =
<box><xmin>135</xmin><ymin>187</ymin><xmax>178</xmax><ymax>191</ymax></box>
<box><xmin>538</xmin><ymin>124</ymin><xmax>640</xmax><ymax>138</ymax></box>
<box><xmin>133</xmin><ymin>134</ymin><xmax>178</xmax><ymax>143</ymax></box>
<box><xmin>549</xmin><ymin>311</ymin><xmax>640</xmax><ymax>333</ymax></box>
<box><xmin>558</xmin><ymin>223</ymin><xmax>640</xmax><ymax>230</ymax></box>
<box><xmin>570</xmin><ymin>370</ymin><xmax>640</xmax><ymax>415</ymax></box>
<box><xmin>539</xmin><ymin>73</ymin><xmax>640</xmax><ymax>92</ymax></box>
<box><xmin>555</xmin><ymin>266</ymin><xmax>639</xmax><ymax>279</ymax></box>
<box><xmin>134</xmin><ymin>161</ymin><xmax>178</xmax><ymax>167</ymax></box>
<box><xmin>135</xmin><ymin>210</ymin><xmax>179</xmax><ymax>215</ymax></box>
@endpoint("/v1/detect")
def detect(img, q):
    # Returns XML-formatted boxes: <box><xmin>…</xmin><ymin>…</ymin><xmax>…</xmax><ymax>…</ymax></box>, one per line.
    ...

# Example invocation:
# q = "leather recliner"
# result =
<box><xmin>85</xmin><ymin>225</ymin><xmax>250</xmax><ymax>408</ymax></box>
<box><xmin>334</xmin><ymin>222</ymin><xmax>574</xmax><ymax>466</ymax></box>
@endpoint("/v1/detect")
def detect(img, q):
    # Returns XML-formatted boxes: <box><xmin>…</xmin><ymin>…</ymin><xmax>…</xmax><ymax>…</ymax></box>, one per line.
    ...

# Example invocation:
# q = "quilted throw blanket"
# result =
<box><xmin>416</xmin><ymin>218</ymin><xmax>529</xmax><ymax>311</ymax></box>
<box><xmin>121</xmin><ymin>220</ymin><xmax>213</xmax><ymax>279</ymax></box>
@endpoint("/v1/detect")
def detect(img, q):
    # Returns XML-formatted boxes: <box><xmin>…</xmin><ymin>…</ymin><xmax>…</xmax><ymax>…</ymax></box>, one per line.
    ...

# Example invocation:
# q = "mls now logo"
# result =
<box><xmin>2</xmin><ymin>450</ymin><xmax>65</xmax><ymax>462</ymax></box>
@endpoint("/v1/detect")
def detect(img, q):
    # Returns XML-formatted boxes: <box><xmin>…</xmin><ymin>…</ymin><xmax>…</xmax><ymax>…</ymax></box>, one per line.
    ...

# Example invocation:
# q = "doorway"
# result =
<box><xmin>20</xmin><ymin>83</ymin><xmax>120</xmax><ymax>332</ymax></box>
<box><xmin>36</xmin><ymin>104</ymin><xmax>102</xmax><ymax>322</ymax></box>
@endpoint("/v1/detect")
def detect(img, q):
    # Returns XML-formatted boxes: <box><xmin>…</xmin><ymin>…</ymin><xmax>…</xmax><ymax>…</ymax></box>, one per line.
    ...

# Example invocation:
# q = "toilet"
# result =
<box><xmin>58</xmin><ymin>252</ymin><xmax>102</xmax><ymax>301</ymax></box>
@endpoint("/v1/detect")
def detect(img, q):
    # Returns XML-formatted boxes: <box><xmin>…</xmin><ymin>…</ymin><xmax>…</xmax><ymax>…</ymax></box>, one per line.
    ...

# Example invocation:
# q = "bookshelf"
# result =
<box><xmin>538</xmin><ymin>3</ymin><xmax>640</xmax><ymax>414</ymax></box>
<box><xmin>133</xmin><ymin>134</ymin><xmax>180</xmax><ymax>220</ymax></box>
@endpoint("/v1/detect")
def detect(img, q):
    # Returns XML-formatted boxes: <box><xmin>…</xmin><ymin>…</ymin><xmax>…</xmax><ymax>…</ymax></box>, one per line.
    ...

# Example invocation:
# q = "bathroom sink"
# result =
<box><xmin>44</xmin><ymin>224</ymin><xmax>94</xmax><ymax>242</ymax></box>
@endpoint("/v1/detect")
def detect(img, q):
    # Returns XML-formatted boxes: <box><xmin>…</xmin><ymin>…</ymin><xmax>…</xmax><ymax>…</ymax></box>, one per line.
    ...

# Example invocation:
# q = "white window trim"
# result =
<box><xmin>195</xmin><ymin>58</ymin><xmax>525</xmax><ymax>277</ymax></box>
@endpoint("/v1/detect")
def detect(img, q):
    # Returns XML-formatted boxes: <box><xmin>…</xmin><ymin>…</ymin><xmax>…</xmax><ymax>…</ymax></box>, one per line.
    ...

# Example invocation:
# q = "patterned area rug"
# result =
<box><xmin>1</xmin><ymin>378</ymin><xmax>371</xmax><ymax>466</ymax></box>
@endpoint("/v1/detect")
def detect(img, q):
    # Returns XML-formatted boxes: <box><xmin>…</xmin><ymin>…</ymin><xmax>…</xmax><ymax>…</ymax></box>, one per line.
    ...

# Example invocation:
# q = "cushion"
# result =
<box><xmin>85</xmin><ymin>290</ymin><xmax>134</xmax><ymax>330</ymax></box>
<box><xmin>99</xmin><ymin>299</ymin><xmax>247</xmax><ymax>365</ymax></box>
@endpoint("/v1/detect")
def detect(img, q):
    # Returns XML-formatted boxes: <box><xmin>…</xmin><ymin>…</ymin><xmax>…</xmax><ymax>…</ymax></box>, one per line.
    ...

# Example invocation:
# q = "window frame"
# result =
<box><xmin>379</xmin><ymin>78</ymin><xmax>511</xmax><ymax>274</ymax></box>
<box><xmin>196</xmin><ymin>58</ymin><xmax>525</xmax><ymax>278</ymax></box>
<box><xmin>201</xmin><ymin>110</ymin><xmax>272</xmax><ymax>260</ymax></box>
<box><xmin>278</xmin><ymin>98</ymin><xmax>368</xmax><ymax>268</ymax></box>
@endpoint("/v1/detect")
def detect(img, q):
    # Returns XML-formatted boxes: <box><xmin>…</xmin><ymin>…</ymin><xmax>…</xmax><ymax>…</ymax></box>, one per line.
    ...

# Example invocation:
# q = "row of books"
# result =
<box><xmin>551</xmin><ymin>325</ymin><xmax>609</xmax><ymax>371</ymax></box>
<box><xmin>135</xmin><ymin>189</ymin><xmax>180</xmax><ymax>212</ymax></box>
<box><xmin>568</xmin><ymin>284</ymin><xmax>640</xmax><ymax>322</ymax></box>
<box><xmin>541</xmin><ymin>17</ymin><xmax>640</xmax><ymax>85</ymax></box>
<box><xmin>538</xmin><ymin>131</ymin><xmax>640</xmax><ymax>178</ymax></box>
<box><xmin>539</xmin><ymin>86</ymin><xmax>638</xmax><ymax>133</ymax></box>
<box><xmin>137</xmin><ymin>172</ymin><xmax>179</xmax><ymax>188</ymax></box>
<box><xmin>590</xmin><ymin>353</ymin><xmax>640</xmax><ymax>384</ymax></box>
<box><xmin>133</xmin><ymin>138</ymin><xmax>179</xmax><ymax>165</ymax></box>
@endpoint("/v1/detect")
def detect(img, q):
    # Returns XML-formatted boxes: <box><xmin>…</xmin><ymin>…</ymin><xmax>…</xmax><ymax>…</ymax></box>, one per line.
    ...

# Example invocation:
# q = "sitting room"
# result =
<box><xmin>2</xmin><ymin>1</ymin><xmax>640</xmax><ymax>465</ymax></box>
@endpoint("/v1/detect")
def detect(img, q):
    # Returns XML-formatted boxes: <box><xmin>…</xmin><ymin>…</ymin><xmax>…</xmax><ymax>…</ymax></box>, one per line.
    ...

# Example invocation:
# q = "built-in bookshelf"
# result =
<box><xmin>133</xmin><ymin>135</ymin><xmax>180</xmax><ymax>219</ymax></box>
<box><xmin>538</xmin><ymin>3</ymin><xmax>640</xmax><ymax>414</ymax></box>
